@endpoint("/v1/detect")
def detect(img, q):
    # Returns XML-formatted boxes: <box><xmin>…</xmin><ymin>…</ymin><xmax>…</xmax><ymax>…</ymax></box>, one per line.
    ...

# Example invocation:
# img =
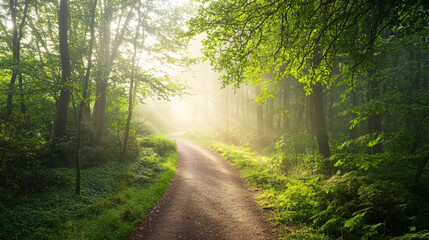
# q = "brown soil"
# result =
<box><xmin>126</xmin><ymin>135</ymin><xmax>274</xmax><ymax>240</ymax></box>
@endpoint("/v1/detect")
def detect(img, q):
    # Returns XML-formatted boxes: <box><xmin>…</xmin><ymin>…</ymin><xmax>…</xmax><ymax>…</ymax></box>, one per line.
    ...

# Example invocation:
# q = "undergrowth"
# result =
<box><xmin>210</xmin><ymin>143</ymin><xmax>429</xmax><ymax>240</ymax></box>
<box><xmin>0</xmin><ymin>137</ymin><xmax>177</xmax><ymax>240</ymax></box>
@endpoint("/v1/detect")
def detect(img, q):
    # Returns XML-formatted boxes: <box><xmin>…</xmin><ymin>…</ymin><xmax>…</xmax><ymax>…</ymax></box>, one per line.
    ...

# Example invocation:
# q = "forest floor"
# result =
<box><xmin>126</xmin><ymin>134</ymin><xmax>274</xmax><ymax>240</ymax></box>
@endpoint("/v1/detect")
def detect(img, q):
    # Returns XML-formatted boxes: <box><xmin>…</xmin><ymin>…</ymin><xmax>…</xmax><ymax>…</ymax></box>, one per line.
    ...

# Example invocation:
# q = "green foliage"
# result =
<box><xmin>0</xmin><ymin>118</ymin><xmax>49</xmax><ymax>199</ymax></box>
<box><xmin>272</xmin><ymin>132</ymin><xmax>320</xmax><ymax>175</ymax></box>
<box><xmin>0</xmin><ymin>140</ymin><xmax>178</xmax><ymax>240</ymax></box>
<box><xmin>211</xmin><ymin>143</ymin><xmax>429</xmax><ymax>240</ymax></box>
<box><xmin>133</xmin><ymin>117</ymin><xmax>155</xmax><ymax>136</ymax></box>
<box><xmin>139</xmin><ymin>136</ymin><xmax>176</xmax><ymax>156</ymax></box>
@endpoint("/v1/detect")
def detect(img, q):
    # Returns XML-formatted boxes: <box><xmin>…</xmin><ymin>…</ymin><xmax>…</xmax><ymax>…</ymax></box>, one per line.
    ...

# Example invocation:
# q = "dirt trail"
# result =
<box><xmin>127</xmin><ymin>135</ymin><xmax>274</xmax><ymax>240</ymax></box>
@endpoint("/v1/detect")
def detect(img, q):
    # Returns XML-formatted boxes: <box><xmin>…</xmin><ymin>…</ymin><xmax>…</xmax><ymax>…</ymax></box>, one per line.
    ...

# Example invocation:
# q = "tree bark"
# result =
<box><xmin>75</xmin><ymin>0</ymin><xmax>97</xmax><ymax>195</ymax></box>
<box><xmin>92</xmin><ymin>3</ymin><xmax>135</xmax><ymax>145</ymax></box>
<box><xmin>310</xmin><ymin>45</ymin><xmax>331</xmax><ymax>171</ymax></box>
<box><xmin>312</xmin><ymin>83</ymin><xmax>331</xmax><ymax>159</ymax></box>
<box><xmin>120</xmin><ymin>8</ymin><xmax>140</xmax><ymax>162</ymax></box>
<box><xmin>53</xmin><ymin>0</ymin><xmax>71</xmax><ymax>141</ymax></box>
<box><xmin>6</xmin><ymin>0</ymin><xmax>30</xmax><ymax>118</ymax></box>
<box><xmin>92</xmin><ymin>4</ymin><xmax>112</xmax><ymax>145</ymax></box>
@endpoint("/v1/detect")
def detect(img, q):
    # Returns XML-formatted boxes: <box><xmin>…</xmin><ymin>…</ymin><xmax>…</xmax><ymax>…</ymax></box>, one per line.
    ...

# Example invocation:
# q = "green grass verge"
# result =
<box><xmin>210</xmin><ymin>143</ymin><xmax>429</xmax><ymax>240</ymax></box>
<box><xmin>0</xmin><ymin>147</ymin><xmax>177</xmax><ymax>240</ymax></box>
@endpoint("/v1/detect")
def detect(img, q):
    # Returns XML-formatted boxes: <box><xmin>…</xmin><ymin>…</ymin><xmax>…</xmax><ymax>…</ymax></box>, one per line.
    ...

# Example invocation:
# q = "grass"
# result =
<box><xmin>208</xmin><ymin>143</ymin><xmax>321</xmax><ymax>239</ymax></box>
<box><xmin>0</xmin><ymin>145</ymin><xmax>177</xmax><ymax>240</ymax></box>
<box><xmin>209</xmin><ymin>143</ymin><xmax>429</xmax><ymax>240</ymax></box>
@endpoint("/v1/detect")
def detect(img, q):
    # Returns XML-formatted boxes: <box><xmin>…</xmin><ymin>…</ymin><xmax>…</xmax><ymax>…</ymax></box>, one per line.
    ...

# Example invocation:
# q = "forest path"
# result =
<box><xmin>126</xmin><ymin>134</ymin><xmax>274</xmax><ymax>240</ymax></box>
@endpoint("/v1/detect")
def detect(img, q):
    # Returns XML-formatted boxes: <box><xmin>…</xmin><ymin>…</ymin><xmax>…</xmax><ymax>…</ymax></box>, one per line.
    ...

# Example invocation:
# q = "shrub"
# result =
<box><xmin>138</xmin><ymin>136</ymin><xmax>176</xmax><ymax>156</ymax></box>
<box><xmin>211</xmin><ymin>143</ymin><xmax>429</xmax><ymax>240</ymax></box>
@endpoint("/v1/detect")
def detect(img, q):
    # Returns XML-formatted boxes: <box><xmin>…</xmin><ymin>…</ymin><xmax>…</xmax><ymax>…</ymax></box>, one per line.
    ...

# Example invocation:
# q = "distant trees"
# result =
<box><xmin>189</xmin><ymin>0</ymin><xmax>429</xmax><ymax>176</ymax></box>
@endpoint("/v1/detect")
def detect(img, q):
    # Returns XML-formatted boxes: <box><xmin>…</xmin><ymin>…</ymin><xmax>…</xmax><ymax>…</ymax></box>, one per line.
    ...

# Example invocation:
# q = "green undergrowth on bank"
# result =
<box><xmin>0</xmin><ymin>137</ymin><xmax>177</xmax><ymax>240</ymax></box>
<box><xmin>210</xmin><ymin>143</ymin><xmax>429</xmax><ymax>240</ymax></box>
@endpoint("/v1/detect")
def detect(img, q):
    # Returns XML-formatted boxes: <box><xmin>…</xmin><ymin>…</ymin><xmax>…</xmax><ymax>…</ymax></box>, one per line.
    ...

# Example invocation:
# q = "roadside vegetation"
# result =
<box><xmin>181</xmin><ymin>1</ymin><xmax>429</xmax><ymax>239</ymax></box>
<box><xmin>0</xmin><ymin>136</ymin><xmax>177</xmax><ymax>240</ymax></box>
<box><xmin>209</xmin><ymin>139</ymin><xmax>429</xmax><ymax>240</ymax></box>
<box><xmin>1</xmin><ymin>0</ymin><xmax>187</xmax><ymax>239</ymax></box>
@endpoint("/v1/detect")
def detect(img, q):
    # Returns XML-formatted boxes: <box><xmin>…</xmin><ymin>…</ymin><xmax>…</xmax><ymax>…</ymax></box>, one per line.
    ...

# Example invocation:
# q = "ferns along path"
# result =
<box><xmin>127</xmin><ymin>134</ymin><xmax>274</xmax><ymax>240</ymax></box>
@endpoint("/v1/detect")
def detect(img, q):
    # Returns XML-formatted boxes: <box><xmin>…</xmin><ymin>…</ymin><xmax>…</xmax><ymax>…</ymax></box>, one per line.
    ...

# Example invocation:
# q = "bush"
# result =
<box><xmin>81</xmin><ymin>145</ymin><xmax>115</xmax><ymax>167</ymax></box>
<box><xmin>0</xmin><ymin>143</ymin><xmax>178</xmax><ymax>240</ymax></box>
<box><xmin>211</xmin><ymin>143</ymin><xmax>429</xmax><ymax>240</ymax></box>
<box><xmin>139</xmin><ymin>136</ymin><xmax>176</xmax><ymax>156</ymax></box>
<box><xmin>133</xmin><ymin>117</ymin><xmax>154</xmax><ymax>136</ymax></box>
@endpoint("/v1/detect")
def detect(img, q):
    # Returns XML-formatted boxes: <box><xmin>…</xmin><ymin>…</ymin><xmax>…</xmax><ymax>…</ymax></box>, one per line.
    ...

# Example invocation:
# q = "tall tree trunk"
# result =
<box><xmin>120</xmin><ymin>9</ymin><xmax>140</xmax><ymax>162</ymax></box>
<box><xmin>92</xmin><ymin>3</ymin><xmax>135</xmax><ymax>145</ymax></box>
<box><xmin>311</xmin><ymin>45</ymin><xmax>331</xmax><ymax>167</ymax></box>
<box><xmin>312</xmin><ymin>83</ymin><xmax>331</xmax><ymax>159</ymax></box>
<box><xmin>92</xmin><ymin>5</ymin><xmax>112</xmax><ymax>145</ymax></box>
<box><xmin>53</xmin><ymin>0</ymin><xmax>71</xmax><ymax>141</ymax></box>
<box><xmin>75</xmin><ymin>0</ymin><xmax>97</xmax><ymax>195</ymax></box>
<box><xmin>6</xmin><ymin>0</ymin><xmax>30</xmax><ymax>118</ymax></box>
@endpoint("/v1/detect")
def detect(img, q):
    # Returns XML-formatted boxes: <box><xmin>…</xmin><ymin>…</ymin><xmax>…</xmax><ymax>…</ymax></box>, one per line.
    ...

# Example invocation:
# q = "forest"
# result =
<box><xmin>1</xmin><ymin>0</ymin><xmax>429</xmax><ymax>239</ymax></box>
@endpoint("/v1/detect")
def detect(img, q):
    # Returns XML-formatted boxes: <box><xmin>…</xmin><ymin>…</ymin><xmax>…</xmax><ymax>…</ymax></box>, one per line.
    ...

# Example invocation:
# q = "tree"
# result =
<box><xmin>75</xmin><ymin>0</ymin><xmax>97</xmax><ymax>195</ymax></box>
<box><xmin>92</xmin><ymin>0</ymin><xmax>136</xmax><ymax>146</ymax></box>
<box><xmin>53</xmin><ymin>0</ymin><xmax>71</xmax><ymax>141</ymax></box>
<box><xmin>5</xmin><ymin>0</ymin><xmax>31</xmax><ymax>118</ymax></box>
<box><xmin>189</xmin><ymin>0</ymin><xmax>427</xmax><ymax>160</ymax></box>
<box><xmin>120</xmin><ymin>2</ymin><xmax>141</xmax><ymax>162</ymax></box>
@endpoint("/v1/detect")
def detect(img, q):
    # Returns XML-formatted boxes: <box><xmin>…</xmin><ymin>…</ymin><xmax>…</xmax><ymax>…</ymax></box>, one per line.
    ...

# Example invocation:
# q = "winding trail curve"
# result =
<box><xmin>127</xmin><ymin>134</ymin><xmax>274</xmax><ymax>240</ymax></box>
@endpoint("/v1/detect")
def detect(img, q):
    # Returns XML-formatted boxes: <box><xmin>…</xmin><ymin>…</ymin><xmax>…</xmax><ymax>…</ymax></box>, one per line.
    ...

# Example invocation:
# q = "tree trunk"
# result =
<box><xmin>92</xmin><ymin>4</ymin><xmax>135</xmax><ymax>145</ymax></box>
<box><xmin>92</xmin><ymin>5</ymin><xmax>112</xmax><ymax>146</ymax></box>
<box><xmin>311</xmin><ymin>45</ymin><xmax>331</xmax><ymax>163</ymax></box>
<box><xmin>75</xmin><ymin>0</ymin><xmax>97</xmax><ymax>195</ymax></box>
<box><xmin>120</xmin><ymin>9</ymin><xmax>140</xmax><ymax>162</ymax></box>
<box><xmin>53</xmin><ymin>0</ymin><xmax>71</xmax><ymax>141</ymax></box>
<box><xmin>312</xmin><ymin>83</ymin><xmax>331</xmax><ymax>159</ymax></box>
<box><xmin>6</xmin><ymin>0</ymin><xmax>30</xmax><ymax>118</ymax></box>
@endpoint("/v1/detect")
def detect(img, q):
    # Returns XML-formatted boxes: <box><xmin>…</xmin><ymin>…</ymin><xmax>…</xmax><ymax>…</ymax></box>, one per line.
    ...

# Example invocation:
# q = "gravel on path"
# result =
<box><xmin>126</xmin><ymin>135</ymin><xmax>274</xmax><ymax>240</ymax></box>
